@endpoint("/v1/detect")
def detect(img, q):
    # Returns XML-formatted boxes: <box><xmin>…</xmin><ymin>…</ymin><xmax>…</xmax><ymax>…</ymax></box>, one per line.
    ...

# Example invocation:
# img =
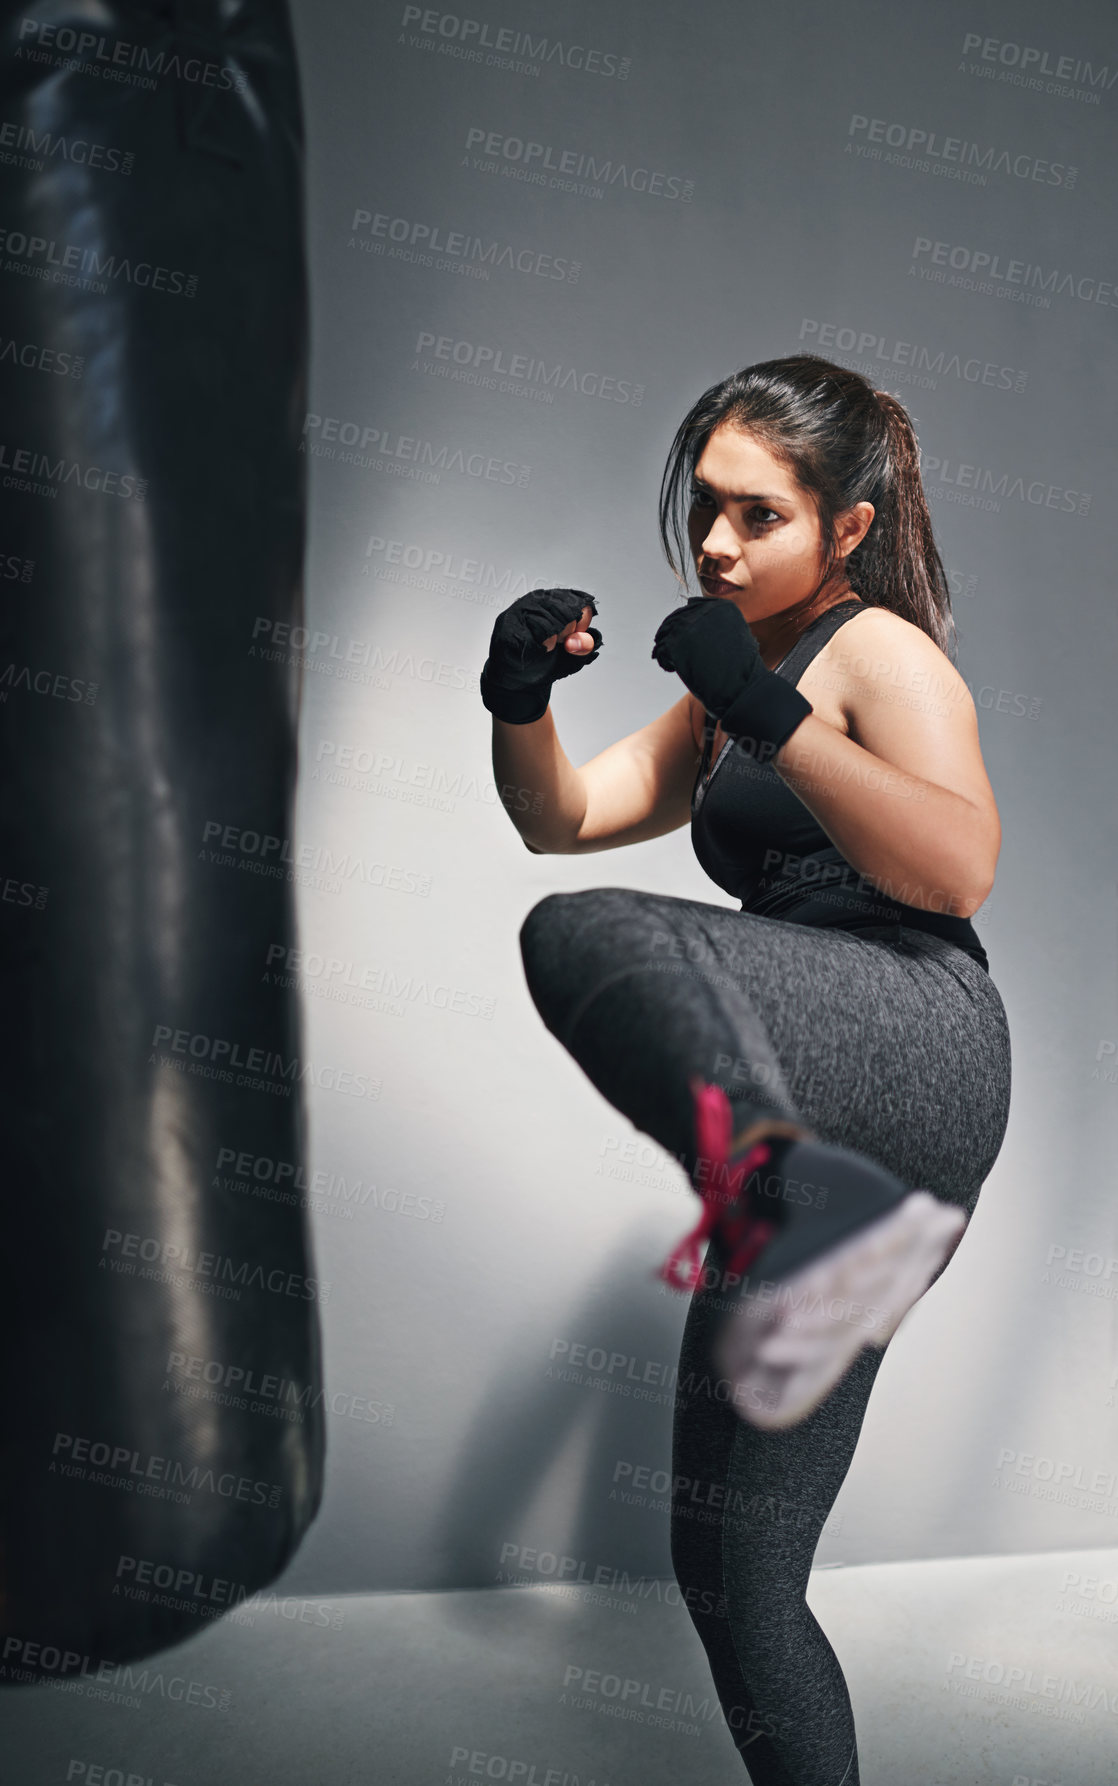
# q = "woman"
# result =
<box><xmin>481</xmin><ymin>354</ymin><xmax>1012</xmax><ymax>1784</ymax></box>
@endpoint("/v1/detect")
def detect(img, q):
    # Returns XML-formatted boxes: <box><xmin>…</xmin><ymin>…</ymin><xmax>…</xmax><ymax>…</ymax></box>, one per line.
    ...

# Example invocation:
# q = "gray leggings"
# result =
<box><xmin>518</xmin><ymin>886</ymin><xmax>1012</xmax><ymax>1786</ymax></box>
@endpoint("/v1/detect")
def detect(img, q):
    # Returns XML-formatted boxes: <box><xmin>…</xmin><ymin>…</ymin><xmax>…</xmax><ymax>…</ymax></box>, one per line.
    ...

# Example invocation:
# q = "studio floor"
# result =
<box><xmin>3</xmin><ymin>1546</ymin><xmax>1109</xmax><ymax>1785</ymax></box>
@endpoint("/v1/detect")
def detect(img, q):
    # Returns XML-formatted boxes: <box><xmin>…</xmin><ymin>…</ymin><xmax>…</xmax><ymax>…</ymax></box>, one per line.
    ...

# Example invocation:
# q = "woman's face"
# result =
<box><xmin>686</xmin><ymin>422</ymin><xmax>869</xmax><ymax>622</ymax></box>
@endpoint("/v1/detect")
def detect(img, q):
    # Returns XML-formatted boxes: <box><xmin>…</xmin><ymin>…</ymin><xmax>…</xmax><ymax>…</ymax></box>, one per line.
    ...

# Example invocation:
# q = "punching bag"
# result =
<box><xmin>0</xmin><ymin>0</ymin><xmax>325</xmax><ymax>1677</ymax></box>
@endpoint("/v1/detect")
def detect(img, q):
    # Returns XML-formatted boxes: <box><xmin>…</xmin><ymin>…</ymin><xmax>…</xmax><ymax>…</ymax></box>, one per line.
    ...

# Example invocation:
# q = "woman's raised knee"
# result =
<box><xmin>519</xmin><ymin>890</ymin><xmax>582</xmax><ymax>970</ymax></box>
<box><xmin>519</xmin><ymin>886</ymin><xmax>641</xmax><ymax>972</ymax></box>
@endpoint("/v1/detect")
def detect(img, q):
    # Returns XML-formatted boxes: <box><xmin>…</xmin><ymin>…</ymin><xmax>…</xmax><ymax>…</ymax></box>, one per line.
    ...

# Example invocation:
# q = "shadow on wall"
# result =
<box><xmin>427</xmin><ymin>1220</ymin><xmax>704</xmax><ymax>1601</ymax></box>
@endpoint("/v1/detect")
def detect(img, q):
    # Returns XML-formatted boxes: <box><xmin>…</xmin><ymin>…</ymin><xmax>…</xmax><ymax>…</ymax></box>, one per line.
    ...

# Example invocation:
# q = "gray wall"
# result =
<box><xmin>277</xmin><ymin>0</ymin><xmax>1118</xmax><ymax>1595</ymax></box>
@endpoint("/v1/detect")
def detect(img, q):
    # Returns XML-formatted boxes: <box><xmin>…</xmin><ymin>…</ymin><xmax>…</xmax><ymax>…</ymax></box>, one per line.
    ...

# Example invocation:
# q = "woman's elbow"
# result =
<box><xmin>952</xmin><ymin>851</ymin><xmax>998</xmax><ymax>919</ymax></box>
<box><xmin>952</xmin><ymin>813</ymin><xmax>1000</xmax><ymax>919</ymax></box>
<box><xmin>952</xmin><ymin>883</ymin><xmax>992</xmax><ymax>921</ymax></box>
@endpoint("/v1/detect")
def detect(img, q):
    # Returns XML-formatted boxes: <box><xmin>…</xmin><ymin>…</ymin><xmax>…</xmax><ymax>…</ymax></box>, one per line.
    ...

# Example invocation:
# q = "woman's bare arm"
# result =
<box><xmin>772</xmin><ymin>608</ymin><xmax>1000</xmax><ymax>918</ymax></box>
<box><xmin>488</xmin><ymin>601</ymin><xmax>702</xmax><ymax>854</ymax></box>
<box><xmin>492</xmin><ymin>691</ymin><xmax>701</xmax><ymax>854</ymax></box>
<box><xmin>491</xmin><ymin>701</ymin><xmax>589</xmax><ymax>853</ymax></box>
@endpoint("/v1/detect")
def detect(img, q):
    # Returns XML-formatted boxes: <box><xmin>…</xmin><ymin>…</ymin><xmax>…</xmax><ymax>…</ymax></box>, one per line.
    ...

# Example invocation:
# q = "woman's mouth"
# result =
<box><xmin>700</xmin><ymin>574</ymin><xmax>741</xmax><ymax>595</ymax></box>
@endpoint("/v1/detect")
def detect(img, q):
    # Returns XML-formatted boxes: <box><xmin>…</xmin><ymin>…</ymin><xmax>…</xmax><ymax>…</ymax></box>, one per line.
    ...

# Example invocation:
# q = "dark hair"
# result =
<box><xmin>658</xmin><ymin>353</ymin><xmax>956</xmax><ymax>659</ymax></box>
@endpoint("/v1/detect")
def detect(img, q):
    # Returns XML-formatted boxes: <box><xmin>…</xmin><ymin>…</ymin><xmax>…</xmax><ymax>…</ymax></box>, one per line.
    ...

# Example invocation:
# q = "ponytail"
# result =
<box><xmin>658</xmin><ymin>355</ymin><xmax>957</xmax><ymax>661</ymax></box>
<box><xmin>852</xmin><ymin>391</ymin><xmax>954</xmax><ymax>658</ymax></box>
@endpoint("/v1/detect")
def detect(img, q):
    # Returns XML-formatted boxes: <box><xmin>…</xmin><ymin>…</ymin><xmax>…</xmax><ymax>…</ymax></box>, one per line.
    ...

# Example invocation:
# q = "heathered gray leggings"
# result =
<box><xmin>518</xmin><ymin>885</ymin><xmax>1012</xmax><ymax>1786</ymax></box>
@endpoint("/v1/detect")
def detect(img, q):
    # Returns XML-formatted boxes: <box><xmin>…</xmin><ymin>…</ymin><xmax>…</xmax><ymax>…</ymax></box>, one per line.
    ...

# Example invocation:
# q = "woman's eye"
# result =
<box><xmin>688</xmin><ymin>488</ymin><xmax>779</xmax><ymax>525</ymax></box>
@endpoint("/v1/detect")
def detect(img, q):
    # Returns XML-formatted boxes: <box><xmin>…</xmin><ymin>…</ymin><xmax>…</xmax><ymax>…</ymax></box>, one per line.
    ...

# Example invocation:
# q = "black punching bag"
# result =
<box><xmin>0</xmin><ymin>1</ymin><xmax>325</xmax><ymax>1677</ymax></box>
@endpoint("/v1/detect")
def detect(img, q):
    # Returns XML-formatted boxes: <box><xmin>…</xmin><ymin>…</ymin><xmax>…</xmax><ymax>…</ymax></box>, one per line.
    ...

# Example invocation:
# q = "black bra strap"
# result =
<box><xmin>775</xmin><ymin>598</ymin><xmax>867</xmax><ymax>688</ymax></box>
<box><xmin>696</xmin><ymin>707</ymin><xmax>715</xmax><ymax>776</ymax></box>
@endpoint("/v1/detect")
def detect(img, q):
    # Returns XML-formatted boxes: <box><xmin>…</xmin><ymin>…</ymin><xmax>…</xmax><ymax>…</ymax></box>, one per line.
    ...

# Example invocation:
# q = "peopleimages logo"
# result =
<box><xmin>361</xmin><ymin>534</ymin><xmax>532</xmax><ymax>605</ymax></box>
<box><xmin>918</xmin><ymin>450</ymin><xmax>1090</xmax><ymax>517</ymax></box>
<box><xmin>463</xmin><ymin>126</ymin><xmax>694</xmax><ymax>201</ymax></box>
<box><xmin>0</xmin><ymin>335</ymin><xmax>84</xmax><ymax>378</ymax></box>
<box><xmin>264</xmin><ymin>941</ymin><xmax>496</xmax><ymax>1023</ymax></box>
<box><xmin>411</xmin><ymin>329</ymin><xmax>644</xmax><ymax>405</ymax></box>
<box><xmin>944</xmin><ymin>1649</ymin><xmax>1117</xmax><ymax>1718</ymax></box>
<box><xmin>0</xmin><ymin>441</ymin><xmax>146</xmax><ymax>500</ymax></box>
<box><xmin>798</xmin><ymin>318</ymin><xmax>1027</xmax><ymax>393</ymax></box>
<box><xmin>0</xmin><ymin>226</ymin><xmax>197</xmax><ymax>297</ymax></box>
<box><xmin>847</xmin><ymin>113</ymin><xmax>1076</xmax><ymax>187</ymax></box>
<box><xmin>959</xmin><ymin>30</ymin><xmax>1118</xmax><ymax>103</ymax></box>
<box><xmin>300</xmin><ymin>413</ymin><xmax>530</xmax><ymax>486</ymax></box>
<box><xmin>348</xmin><ymin>207</ymin><xmax>581</xmax><ymax>284</ymax></box>
<box><xmin>398</xmin><ymin>7</ymin><xmax>631</xmax><ymax>79</ymax></box>
<box><xmin>16</xmin><ymin>17</ymin><xmax>249</xmax><ymax>92</ymax></box>
<box><xmin>910</xmin><ymin>237</ymin><xmax>1118</xmax><ymax>309</ymax></box>
<box><xmin>0</xmin><ymin>118</ymin><xmax>133</xmax><ymax>175</ymax></box>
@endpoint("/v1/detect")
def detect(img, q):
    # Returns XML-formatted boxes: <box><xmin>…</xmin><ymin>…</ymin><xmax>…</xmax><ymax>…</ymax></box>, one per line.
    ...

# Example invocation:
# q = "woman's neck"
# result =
<box><xmin>754</xmin><ymin>584</ymin><xmax>862</xmax><ymax>671</ymax></box>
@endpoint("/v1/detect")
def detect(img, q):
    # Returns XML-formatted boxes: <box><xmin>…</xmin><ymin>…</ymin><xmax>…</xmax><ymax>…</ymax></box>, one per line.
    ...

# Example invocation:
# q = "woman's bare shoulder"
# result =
<box><xmin>816</xmin><ymin>604</ymin><xmax>998</xmax><ymax>823</ymax></box>
<box><xmin>818</xmin><ymin>604</ymin><xmax>971</xmax><ymax>717</ymax></box>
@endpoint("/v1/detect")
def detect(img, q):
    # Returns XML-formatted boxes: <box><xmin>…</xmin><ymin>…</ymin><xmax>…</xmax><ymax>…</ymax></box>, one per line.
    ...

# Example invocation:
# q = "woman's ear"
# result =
<box><xmin>835</xmin><ymin>500</ymin><xmax>875</xmax><ymax>559</ymax></box>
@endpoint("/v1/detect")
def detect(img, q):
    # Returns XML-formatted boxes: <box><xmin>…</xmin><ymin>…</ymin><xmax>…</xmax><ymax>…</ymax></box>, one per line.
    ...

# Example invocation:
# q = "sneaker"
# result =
<box><xmin>655</xmin><ymin>1077</ymin><xmax>795</xmax><ymax>1293</ymax></box>
<box><xmin>656</xmin><ymin>1077</ymin><xmax>968</xmax><ymax>1429</ymax></box>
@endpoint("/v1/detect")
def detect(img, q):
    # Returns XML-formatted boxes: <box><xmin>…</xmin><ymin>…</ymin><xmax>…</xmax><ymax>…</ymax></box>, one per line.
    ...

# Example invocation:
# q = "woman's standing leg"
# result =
<box><xmin>671</xmin><ymin>1266</ymin><xmax>887</xmax><ymax>1784</ymax></box>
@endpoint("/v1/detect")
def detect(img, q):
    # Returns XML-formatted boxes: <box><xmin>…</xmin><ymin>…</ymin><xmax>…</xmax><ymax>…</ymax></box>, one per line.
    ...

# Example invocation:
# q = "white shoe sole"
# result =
<box><xmin>713</xmin><ymin>1191</ymin><xmax>968</xmax><ymax>1431</ymax></box>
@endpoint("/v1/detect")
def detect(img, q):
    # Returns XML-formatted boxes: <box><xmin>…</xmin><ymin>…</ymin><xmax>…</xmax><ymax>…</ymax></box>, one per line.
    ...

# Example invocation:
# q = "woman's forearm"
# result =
<box><xmin>772</xmin><ymin>714</ymin><xmax>997</xmax><ymax>918</ymax></box>
<box><xmin>490</xmin><ymin>707</ymin><xmax>588</xmax><ymax>852</ymax></box>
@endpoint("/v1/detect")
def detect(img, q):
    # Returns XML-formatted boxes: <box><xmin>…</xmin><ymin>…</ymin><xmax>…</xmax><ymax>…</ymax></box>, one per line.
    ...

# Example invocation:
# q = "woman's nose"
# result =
<box><xmin>700</xmin><ymin>513</ymin><xmax>739</xmax><ymax>559</ymax></box>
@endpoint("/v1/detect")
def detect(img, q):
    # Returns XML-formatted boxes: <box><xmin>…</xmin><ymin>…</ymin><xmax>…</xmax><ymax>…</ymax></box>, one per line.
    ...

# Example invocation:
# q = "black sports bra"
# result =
<box><xmin>690</xmin><ymin>598</ymin><xmax>990</xmax><ymax>972</ymax></box>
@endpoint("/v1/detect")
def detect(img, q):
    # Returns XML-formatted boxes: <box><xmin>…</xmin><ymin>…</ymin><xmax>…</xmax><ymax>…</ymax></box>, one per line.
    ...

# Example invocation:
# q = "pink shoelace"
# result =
<box><xmin>656</xmin><ymin>1077</ymin><xmax>780</xmax><ymax>1293</ymax></box>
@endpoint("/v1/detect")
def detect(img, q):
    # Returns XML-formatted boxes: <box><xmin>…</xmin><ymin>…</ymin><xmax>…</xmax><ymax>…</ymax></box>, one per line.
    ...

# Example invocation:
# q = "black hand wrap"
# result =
<box><xmin>651</xmin><ymin>596</ymin><xmax>812</xmax><ymax>759</ymax></box>
<box><xmin>480</xmin><ymin>587</ymin><xmax>602</xmax><ymax>724</ymax></box>
<box><xmin>719</xmin><ymin>673</ymin><xmax>813</xmax><ymax>760</ymax></box>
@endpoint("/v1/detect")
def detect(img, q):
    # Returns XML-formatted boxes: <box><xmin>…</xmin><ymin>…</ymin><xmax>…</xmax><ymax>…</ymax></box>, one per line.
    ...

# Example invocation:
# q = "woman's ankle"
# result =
<box><xmin>728</xmin><ymin>1114</ymin><xmax>814</xmax><ymax>1156</ymax></box>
